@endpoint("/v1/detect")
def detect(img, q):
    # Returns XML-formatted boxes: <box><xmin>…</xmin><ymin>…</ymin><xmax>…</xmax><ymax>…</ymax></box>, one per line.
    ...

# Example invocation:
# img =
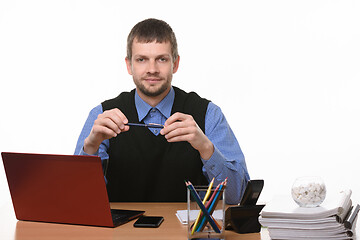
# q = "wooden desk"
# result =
<box><xmin>0</xmin><ymin>202</ymin><xmax>270</xmax><ymax>240</ymax></box>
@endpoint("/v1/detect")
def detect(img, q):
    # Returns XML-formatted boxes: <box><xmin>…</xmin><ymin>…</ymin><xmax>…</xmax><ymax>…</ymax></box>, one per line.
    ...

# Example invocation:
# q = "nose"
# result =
<box><xmin>147</xmin><ymin>59</ymin><xmax>159</xmax><ymax>74</ymax></box>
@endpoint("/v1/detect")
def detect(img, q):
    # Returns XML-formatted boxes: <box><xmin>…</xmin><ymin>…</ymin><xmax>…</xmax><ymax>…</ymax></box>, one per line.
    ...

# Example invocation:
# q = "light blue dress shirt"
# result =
<box><xmin>74</xmin><ymin>87</ymin><xmax>250</xmax><ymax>204</ymax></box>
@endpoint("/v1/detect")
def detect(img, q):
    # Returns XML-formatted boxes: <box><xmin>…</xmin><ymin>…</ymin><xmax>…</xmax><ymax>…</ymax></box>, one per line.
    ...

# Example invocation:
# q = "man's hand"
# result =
<box><xmin>84</xmin><ymin>108</ymin><xmax>129</xmax><ymax>155</ymax></box>
<box><xmin>160</xmin><ymin>112</ymin><xmax>214</xmax><ymax>160</ymax></box>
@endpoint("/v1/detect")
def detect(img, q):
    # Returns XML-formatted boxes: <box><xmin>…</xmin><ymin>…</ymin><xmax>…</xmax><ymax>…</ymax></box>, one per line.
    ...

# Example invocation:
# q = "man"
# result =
<box><xmin>75</xmin><ymin>18</ymin><xmax>249</xmax><ymax>204</ymax></box>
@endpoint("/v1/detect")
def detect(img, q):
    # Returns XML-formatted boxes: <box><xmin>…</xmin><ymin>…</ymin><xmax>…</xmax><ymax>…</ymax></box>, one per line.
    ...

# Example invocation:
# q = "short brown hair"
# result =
<box><xmin>126</xmin><ymin>18</ymin><xmax>178</xmax><ymax>62</ymax></box>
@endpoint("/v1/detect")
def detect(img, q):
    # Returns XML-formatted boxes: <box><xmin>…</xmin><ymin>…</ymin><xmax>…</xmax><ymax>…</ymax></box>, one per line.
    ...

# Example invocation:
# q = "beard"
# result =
<box><xmin>134</xmin><ymin>74</ymin><xmax>172</xmax><ymax>97</ymax></box>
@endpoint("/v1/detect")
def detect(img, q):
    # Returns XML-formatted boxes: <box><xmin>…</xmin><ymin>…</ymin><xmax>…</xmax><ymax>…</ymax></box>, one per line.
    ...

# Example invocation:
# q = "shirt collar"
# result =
<box><xmin>134</xmin><ymin>87</ymin><xmax>174</xmax><ymax>121</ymax></box>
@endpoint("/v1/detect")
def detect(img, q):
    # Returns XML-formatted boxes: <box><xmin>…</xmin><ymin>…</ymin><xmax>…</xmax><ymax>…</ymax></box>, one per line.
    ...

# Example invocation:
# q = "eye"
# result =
<box><xmin>136</xmin><ymin>58</ymin><xmax>145</xmax><ymax>62</ymax></box>
<box><xmin>158</xmin><ymin>57</ymin><xmax>168</xmax><ymax>62</ymax></box>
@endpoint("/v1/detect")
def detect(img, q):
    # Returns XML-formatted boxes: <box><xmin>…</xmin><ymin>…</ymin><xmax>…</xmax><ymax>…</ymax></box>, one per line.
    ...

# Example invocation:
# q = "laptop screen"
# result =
<box><xmin>1</xmin><ymin>152</ymin><xmax>144</xmax><ymax>227</ymax></box>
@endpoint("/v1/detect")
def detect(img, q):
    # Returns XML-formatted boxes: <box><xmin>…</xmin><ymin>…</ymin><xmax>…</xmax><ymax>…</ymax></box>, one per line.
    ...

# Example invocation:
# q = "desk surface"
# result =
<box><xmin>0</xmin><ymin>202</ymin><xmax>270</xmax><ymax>240</ymax></box>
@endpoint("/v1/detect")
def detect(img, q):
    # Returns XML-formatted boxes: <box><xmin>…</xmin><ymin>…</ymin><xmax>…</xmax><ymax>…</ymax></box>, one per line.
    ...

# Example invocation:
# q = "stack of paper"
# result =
<box><xmin>259</xmin><ymin>189</ymin><xmax>359</xmax><ymax>240</ymax></box>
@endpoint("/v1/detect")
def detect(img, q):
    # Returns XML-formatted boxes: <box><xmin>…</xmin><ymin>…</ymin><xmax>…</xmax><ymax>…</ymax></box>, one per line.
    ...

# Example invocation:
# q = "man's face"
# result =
<box><xmin>126</xmin><ymin>40</ymin><xmax>179</xmax><ymax>99</ymax></box>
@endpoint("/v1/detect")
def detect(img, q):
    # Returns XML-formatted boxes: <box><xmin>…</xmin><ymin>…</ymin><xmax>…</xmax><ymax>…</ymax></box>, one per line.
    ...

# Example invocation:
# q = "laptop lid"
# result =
<box><xmin>1</xmin><ymin>152</ymin><xmax>144</xmax><ymax>227</ymax></box>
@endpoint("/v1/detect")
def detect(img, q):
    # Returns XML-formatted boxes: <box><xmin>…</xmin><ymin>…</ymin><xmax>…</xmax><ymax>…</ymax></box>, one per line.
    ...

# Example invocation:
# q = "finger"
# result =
<box><xmin>111</xmin><ymin>108</ymin><xmax>129</xmax><ymax>124</ymax></box>
<box><xmin>163</xmin><ymin>125</ymin><xmax>196</xmax><ymax>141</ymax></box>
<box><xmin>163</xmin><ymin>126</ymin><xmax>185</xmax><ymax>138</ymax></box>
<box><xmin>101</xmin><ymin>109</ymin><xmax>129</xmax><ymax>130</ymax></box>
<box><xmin>164</xmin><ymin>112</ymin><xmax>189</xmax><ymax>126</ymax></box>
<box><xmin>161</xmin><ymin>113</ymin><xmax>194</xmax><ymax>136</ymax></box>
<box><xmin>94</xmin><ymin>117</ymin><xmax>122</xmax><ymax>135</ymax></box>
<box><xmin>102</xmin><ymin>109</ymin><xmax>128</xmax><ymax>124</ymax></box>
<box><xmin>165</xmin><ymin>132</ymin><xmax>196</xmax><ymax>143</ymax></box>
<box><xmin>91</xmin><ymin>124</ymin><xmax>118</xmax><ymax>139</ymax></box>
<box><xmin>160</xmin><ymin>120</ymin><xmax>184</xmax><ymax>135</ymax></box>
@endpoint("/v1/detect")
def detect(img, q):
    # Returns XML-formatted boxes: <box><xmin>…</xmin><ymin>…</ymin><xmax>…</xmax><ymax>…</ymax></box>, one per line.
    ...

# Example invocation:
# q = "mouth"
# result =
<box><xmin>143</xmin><ymin>78</ymin><xmax>162</xmax><ymax>85</ymax></box>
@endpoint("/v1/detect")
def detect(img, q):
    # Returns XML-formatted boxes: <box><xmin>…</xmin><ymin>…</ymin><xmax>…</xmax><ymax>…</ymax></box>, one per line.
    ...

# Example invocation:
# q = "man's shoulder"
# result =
<box><xmin>172</xmin><ymin>86</ymin><xmax>211</xmax><ymax>131</ymax></box>
<box><xmin>101</xmin><ymin>89</ymin><xmax>136</xmax><ymax>110</ymax></box>
<box><xmin>173</xmin><ymin>86</ymin><xmax>211</xmax><ymax>104</ymax></box>
<box><xmin>102</xmin><ymin>89</ymin><xmax>135</xmax><ymax>103</ymax></box>
<box><xmin>172</xmin><ymin>87</ymin><xmax>224</xmax><ymax>122</ymax></box>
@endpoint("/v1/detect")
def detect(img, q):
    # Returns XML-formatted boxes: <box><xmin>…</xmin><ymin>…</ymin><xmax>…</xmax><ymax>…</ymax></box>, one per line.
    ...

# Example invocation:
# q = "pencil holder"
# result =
<box><xmin>187</xmin><ymin>185</ymin><xmax>225</xmax><ymax>240</ymax></box>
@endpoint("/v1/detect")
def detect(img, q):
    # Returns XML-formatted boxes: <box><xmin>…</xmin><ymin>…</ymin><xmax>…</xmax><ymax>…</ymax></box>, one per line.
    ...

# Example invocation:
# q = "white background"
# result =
<box><xmin>1</xmin><ymin>0</ymin><xmax>359</xmax><ymax>207</ymax></box>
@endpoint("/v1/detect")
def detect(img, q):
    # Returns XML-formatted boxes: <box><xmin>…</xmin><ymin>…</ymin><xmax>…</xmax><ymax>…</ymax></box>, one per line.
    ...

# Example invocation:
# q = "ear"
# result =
<box><xmin>172</xmin><ymin>55</ymin><xmax>180</xmax><ymax>74</ymax></box>
<box><xmin>125</xmin><ymin>57</ymin><xmax>133</xmax><ymax>75</ymax></box>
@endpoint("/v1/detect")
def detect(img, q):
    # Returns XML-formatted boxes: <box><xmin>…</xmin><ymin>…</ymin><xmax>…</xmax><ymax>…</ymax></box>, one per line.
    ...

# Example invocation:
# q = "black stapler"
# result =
<box><xmin>225</xmin><ymin>179</ymin><xmax>265</xmax><ymax>234</ymax></box>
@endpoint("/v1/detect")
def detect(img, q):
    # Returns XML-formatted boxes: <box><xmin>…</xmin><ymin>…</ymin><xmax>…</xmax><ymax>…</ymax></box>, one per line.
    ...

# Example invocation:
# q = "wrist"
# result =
<box><xmin>199</xmin><ymin>140</ymin><xmax>214</xmax><ymax>160</ymax></box>
<box><xmin>83</xmin><ymin>137</ymin><xmax>101</xmax><ymax>155</ymax></box>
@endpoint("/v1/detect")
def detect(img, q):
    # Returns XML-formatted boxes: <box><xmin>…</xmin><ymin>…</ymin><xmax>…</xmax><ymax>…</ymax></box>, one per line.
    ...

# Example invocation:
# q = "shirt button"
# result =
<box><xmin>154</xmin><ymin>130</ymin><xmax>158</xmax><ymax>134</ymax></box>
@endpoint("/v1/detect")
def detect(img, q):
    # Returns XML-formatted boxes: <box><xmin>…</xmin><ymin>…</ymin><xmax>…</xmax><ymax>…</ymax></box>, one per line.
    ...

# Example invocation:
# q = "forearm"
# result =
<box><xmin>76</xmin><ymin>140</ymin><xmax>109</xmax><ymax>160</ymax></box>
<box><xmin>74</xmin><ymin>104</ymin><xmax>110</xmax><ymax>161</ymax></box>
<box><xmin>83</xmin><ymin>136</ymin><xmax>102</xmax><ymax>155</ymax></box>
<box><xmin>197</xmin><ymin>138</ymin><xmax>214</xmax><ymax>160</ymax></box>
<box><xmin>203</xmin><ymin>102</ymin><xmax>250</xmax><ymax>204</ymax></box>
<box><xmin>202</xmin><ymin>146</ymin><xmax>249</xmax><ymax>204</ymax></box>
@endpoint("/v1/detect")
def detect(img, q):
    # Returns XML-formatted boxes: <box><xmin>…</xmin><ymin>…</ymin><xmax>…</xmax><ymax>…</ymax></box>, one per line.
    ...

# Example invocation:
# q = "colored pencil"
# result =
<box><xmin>197</xmin><ymin>179</ymin><xmax>227</xmax><ymax>231</ymax></box>
<box><xmin>194</xmin><ymin>180</ymin><xmax>223</xmax><ymax>232</ymax></box>
<box><xmin>186</xmin><ymin>181</ymin><xmax>221</xmax><ymax>233</ymax></box>
<box><xmin>125</xmin><ymin>123</ymin><xmax>164</xmax><ymax>128</ymax></box>
<box><xmin>191</xmin><ymin>178</ymin><xmax>214</xmax><ymax>235</ymax></box>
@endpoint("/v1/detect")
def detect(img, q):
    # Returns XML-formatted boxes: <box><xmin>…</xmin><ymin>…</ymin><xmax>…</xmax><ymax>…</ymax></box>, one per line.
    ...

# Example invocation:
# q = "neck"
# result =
<box><xmin>136</xmin><ymin>87</ymin><xmax>171</xmax><ymax>107</ymax></box>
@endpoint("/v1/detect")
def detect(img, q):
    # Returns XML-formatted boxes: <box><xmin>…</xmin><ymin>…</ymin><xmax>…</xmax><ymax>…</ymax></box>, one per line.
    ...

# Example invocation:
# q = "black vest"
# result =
<box><xmin>102</xmin><ymin>86</ymin><xmax>210</xmax><ymax>202</ymax></box>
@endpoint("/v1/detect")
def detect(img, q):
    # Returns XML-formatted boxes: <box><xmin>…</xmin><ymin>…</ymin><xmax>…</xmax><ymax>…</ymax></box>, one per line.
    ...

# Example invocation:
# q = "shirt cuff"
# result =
<box><xmin>79</xmin><ymin>147</ymin><xmax>99</xmax><ymax>156</ymax></box>
<box><xmin>201</xmin><ymin>145</ymin><xmax>225</xmax><ymax>177</ymax></box>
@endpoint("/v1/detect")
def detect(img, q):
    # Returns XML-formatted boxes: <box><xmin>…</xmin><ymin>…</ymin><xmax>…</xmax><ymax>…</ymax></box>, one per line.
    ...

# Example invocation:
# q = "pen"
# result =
<box><xmin>125</xmin><ymin>123</ymin><xmax>164</xmax><ymax>128</ymax></box>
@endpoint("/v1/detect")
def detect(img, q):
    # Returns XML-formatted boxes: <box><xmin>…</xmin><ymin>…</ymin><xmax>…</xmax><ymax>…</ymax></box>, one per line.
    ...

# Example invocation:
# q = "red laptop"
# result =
<box><xmin>1</xmin><ymin>152</ymin><xmax>144</xmax><ymax>227</ymax></box>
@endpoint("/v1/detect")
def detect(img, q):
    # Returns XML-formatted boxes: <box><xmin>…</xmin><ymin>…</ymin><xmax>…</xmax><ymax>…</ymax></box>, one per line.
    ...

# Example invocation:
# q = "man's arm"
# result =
<box><xmin>202</xmin><ymin>103</ymin><xmax>250</xmax><ymax>204</ymax></box>
<box><xmin>160</xmin><ymin>102</ymin><xmax>250</xmax><ymax>204</ymax></box>
<box><xmin>77</xmin><ymin>103</ymin><xmax>249</xmax><ymax>204</ymax></box>
<box><xmin>74</xmin><ymin>105</ymin><xmax>110</xmax><ymax>161</ymax></box>
<box><xmin>160</xmin><ymin>112</ymin><xmax>214</xmax><ymax>160</ymax></box>
<box><xmin>82</xmin><ymin>107</ymin><xmax>129</xmax><ymax>155</ymax></box>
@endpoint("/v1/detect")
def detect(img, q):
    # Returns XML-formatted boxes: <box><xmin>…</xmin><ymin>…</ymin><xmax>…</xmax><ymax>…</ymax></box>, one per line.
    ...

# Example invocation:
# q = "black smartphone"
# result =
<box><xmin>239</xmin><ymin>179</ymin><xmax>264</xmax><ymax>206</ymax></box>
<box><xmin>133</xmin><ymin>216</ymin><xmax>164</xmax><ymax>228</ymax></box>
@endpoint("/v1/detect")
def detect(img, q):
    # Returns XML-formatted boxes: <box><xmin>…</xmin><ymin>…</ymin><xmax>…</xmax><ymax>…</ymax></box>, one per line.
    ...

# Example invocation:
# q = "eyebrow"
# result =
<box><xmin>133</xmin><ymin>54</ymin><xmax>171</xmax><ymax>59</ymax></box>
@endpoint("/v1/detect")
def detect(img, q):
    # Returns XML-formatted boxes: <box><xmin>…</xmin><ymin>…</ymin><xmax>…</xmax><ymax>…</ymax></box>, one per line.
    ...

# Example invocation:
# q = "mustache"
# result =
<box><xmin>142</xmin><ymin>73</ymin><xmax>164</xmax><ymax>80</ymax></box>
<box><xmin>144</xmin><ymin>73</ymin><xmax>161</xmax><ymax>77</ymax></box>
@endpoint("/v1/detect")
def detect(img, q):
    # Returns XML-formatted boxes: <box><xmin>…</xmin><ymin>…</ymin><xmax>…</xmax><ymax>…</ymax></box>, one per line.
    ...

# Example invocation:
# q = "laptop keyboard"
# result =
<box><xmin>110</xmin><ymin>209</ymin><xmax>145</xmax><ymax>226</ymax></box>
<box><xmin>111</xmin><ymin>209</ymin><xmax>128</xmax><ymax>223</ymax></box>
